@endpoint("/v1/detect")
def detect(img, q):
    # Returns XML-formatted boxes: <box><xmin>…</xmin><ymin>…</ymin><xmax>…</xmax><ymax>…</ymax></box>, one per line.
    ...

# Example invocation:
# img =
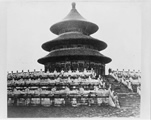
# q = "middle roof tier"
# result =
<box><xmin>42</xmin><ymin>32</ymin><xmax>107</xmax><ymax>52</ymax></box>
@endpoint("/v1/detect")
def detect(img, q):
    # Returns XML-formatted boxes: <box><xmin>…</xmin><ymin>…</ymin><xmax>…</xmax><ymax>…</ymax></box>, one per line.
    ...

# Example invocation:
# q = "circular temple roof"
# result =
<box><xmin>38</xmin><ymin>48</ymin><xmax>112</xmax><ymax>64</ymax></box>
<box><xmin>42</xmin><ymin>32</ymin><xmax>107</xmax><ymax>51</ymax></box>
<box><xmin>50</xmin><ymin>3</ymin><xmax>98</xmax><ymax>35</ymax></box>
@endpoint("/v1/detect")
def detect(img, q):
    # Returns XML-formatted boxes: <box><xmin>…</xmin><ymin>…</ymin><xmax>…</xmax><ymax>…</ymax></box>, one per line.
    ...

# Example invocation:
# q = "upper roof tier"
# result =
<box><xmin>50</xmin><ymin>2</ymin><xmax>99</xmax><ymax>35</ymax></box>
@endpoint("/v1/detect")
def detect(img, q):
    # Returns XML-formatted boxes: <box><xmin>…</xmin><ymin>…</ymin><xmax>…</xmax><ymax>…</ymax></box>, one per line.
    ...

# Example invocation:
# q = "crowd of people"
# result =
<box><xmin>7</xmin><ymin>69</ymin><xmax>120</xmax><ymax>108</ymax></box>
<box><xmin>8</xmin><ymin>85</ymin><xmax>120</xmax><ymax>108</ymax></box>
<box><xmin>109</xmin><ymin>70</ymin><xmax>141</xmax><ymax>95</ymax></box>
<box><xmin>7</xmin><ymin>68</ymin><xmax>109</xmax><ymax>86</ymax></box>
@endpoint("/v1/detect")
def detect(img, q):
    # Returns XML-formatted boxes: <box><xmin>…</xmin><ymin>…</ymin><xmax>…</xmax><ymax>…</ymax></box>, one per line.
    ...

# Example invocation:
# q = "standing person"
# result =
<box><xmin>96</xmin><ymin>88</ymin><xmax>103</xmax><ymax>106</ymax></box>
<box><xmin>109</xmin><ymin>88</ymin><xmax>120</xmax><ymax>108</ymax></box>
<box><xmin>108</xmin><ymin>88</ymin><xmax>116</xmax><ymax>107</ymax></box>
<box><xmin>127</xmin><ymin>80</ymin><xmax>133</xmax><ymax>91</ymax></box>
<box><xmin>64</xmin><ymin>86</ymin><xmax>70</xmax><ymax>105</ymax></box>
<box><xmin>88</xmin><ymin>89</ymin><xmax>95</xmax><ymax>106</ymax></box>
<box><xmin>71</xmin><ymin>98</ymin><xmax>79</xmax><ymax>107</ymax></box>
<box><xmin>137</xmin><ymin>85</ymin><xmax>141</xmax><ymax>95</ymax></box>
<box><xmin>108</xmin><ymin>68</ymin><xmax>112</xmax><ymax>75</ymax></box>
<box><xmin>79</xmin><ymin>86</ymin><xmax>86</xmax><ymax>105</ymax></box>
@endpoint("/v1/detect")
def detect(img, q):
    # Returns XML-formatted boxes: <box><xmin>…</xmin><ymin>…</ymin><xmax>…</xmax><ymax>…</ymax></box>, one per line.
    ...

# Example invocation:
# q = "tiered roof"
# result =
<box><xmin>38</xmin><ymin>2</ymin><xmax>111</xmax><ymax>64</ymax></box>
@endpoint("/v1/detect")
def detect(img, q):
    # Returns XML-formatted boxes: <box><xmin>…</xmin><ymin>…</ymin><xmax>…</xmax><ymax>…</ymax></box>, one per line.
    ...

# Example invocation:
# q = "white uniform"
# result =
<box><xmin>54</xmin><ymin>98</ymin><xmax>62</xmax><ymax>106</ymax></box>
<box><xmin>137</xmin><ymin>86</ymin><xmax>141</xmax><ymax>95</ymax></box>
<box><xmin>71</xmin><ymin>98</ymin><xmax>78</xmax><ymax>107</ymax></box>
<box><xmin>108</xmin><ymin>90</ymin><xmax>116</xmax><ymax>107</ymax></box>
<box><xmin>79</xmin><ymin>87</ymin><xmax>85</xmax><ymax>95</ymax></box>
<box><xmin>103</xmin><ymin>89</ymin><xmax>109</xmax><ymax>104</ymax></box>
<box><xmin>96</xmin><ymin>89</ymin><xmax>103</xmax><ymax>105</ymax></box>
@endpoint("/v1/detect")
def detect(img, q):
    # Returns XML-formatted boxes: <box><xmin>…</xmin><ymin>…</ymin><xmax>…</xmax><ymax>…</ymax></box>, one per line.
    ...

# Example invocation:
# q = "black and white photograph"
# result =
<box><xmin>0</xmin><ymin>0</ymin><xmax>151</xmax><ymax>119</ymax></box>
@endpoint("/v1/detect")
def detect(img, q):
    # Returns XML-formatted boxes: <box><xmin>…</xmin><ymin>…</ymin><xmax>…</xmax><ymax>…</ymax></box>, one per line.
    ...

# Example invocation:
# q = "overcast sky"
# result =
<box><xmin>6</xmin><ymin>1</ymin><xmax>141</xmax><ymax>73</ymax></box>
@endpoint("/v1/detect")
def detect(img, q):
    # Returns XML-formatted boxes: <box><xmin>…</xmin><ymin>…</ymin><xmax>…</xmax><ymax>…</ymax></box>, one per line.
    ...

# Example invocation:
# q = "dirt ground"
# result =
<box><xmin>7</xmin><ymin>93</ymin><xmax>140</xmax><ymax>118</ymax></box>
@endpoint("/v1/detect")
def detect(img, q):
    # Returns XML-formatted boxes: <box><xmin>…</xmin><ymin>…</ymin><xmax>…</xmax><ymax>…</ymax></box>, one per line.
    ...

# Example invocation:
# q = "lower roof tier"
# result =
<box><xmin>42</xmin><ymin>32</ymin><xmax>107</xmax><ymax>52</ymax></box>
<box><xmin>38</xmin><ymin>48</ymin><xmax>112</xmax><ymax>64</ymax></box>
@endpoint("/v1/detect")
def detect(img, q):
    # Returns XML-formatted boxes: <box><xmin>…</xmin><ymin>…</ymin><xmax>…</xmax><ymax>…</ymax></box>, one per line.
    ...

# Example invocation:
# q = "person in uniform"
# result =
<box><xmin>137</xmin><ymin>85</ymin><xmax>141</xmax><ymax>95</ymax></box>
<box><xmin>71</xmin><ymin>98</ymin><xmax>79</xmax><ymax>107</ymax></box>
<box><xmin>96</xmin><ymin>88</ymin><xmax>103</xmax><ymax>106</ymax></box>
<box><xmin>109</xmin><ymin>88</ymin><xmax>120</xmax><ymax>108</ymax></box>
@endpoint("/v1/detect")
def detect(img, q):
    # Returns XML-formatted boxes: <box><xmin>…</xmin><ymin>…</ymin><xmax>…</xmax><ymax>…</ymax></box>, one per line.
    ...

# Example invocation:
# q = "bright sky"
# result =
<box><xmin>6</xmin><ymin>1</ymin><xmax>141</xmax><ymax>73</ymax></box>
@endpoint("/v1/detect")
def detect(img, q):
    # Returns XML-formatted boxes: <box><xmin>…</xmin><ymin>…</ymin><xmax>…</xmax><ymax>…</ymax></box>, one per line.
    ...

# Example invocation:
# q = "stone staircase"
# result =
<box><xmin>105</xmin><ymin>75</ymin><xmax>131</xmax><ymax>93</ymax></box>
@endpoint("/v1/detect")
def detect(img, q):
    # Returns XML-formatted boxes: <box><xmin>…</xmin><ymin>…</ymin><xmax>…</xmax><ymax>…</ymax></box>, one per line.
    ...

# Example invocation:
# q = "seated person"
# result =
<box><xmin>11</xmin><ymin>78</ymin><xmax>15</xmax><ymax>85</ymax></box>
<box><xmin>137</xmin><ymin>85</ymin><xmax>141</xmax><ymax>95</ymax></box>
<box><xmin>28</xmin><ymin>88</ymin><xmax>35</xmax><ymax>95</ymax></box>
<box><xmin>33</xmin><ymin>78</ymin><xmax>40</xmax><ymax>85</ymax></box>
<box><xmin>19</xmin><ymin>78</ymin><xmax>24</xmax><ymax>85</ymax></box>
<box><xmin>71</xmin><ymin>98</ymin><xmax>79</xmax><ymax>107</ymax></box>
<box><xmin>102</xmin><ymin>81</ymin><xmax>106</xmax><ymax>88</ymax></box>
<box><xmin>68</xmin><ymin>69</ymin><xmax>72</xmax><ymax>75</ymax></box>
<box><xmin>51</xmin><ymin>86</ymin><xmax>56</xmax><ymax>95</ymax></box>
<box><xmin>75</xmin><ymin>69</ymin><xmax>80</xmax><ymax>76</ymax></box>
<box><xmin>80</xmin><ymin>97</ymin><xmax>88</xmax><ymax>105</ymax></box>
<box><xmin>99</xmin><ymin>78</ymin><xmax>103</xmax><ymax>86</ymax></box>
<box><xmin>48</xmin><ymin>78</ymin><xmax>55</xmax><ymax>84</ymax></box>
<box><xmin>67</xmin><ymin>77</ymin><xmax>72</xmax><ymax>84</ymax></box>
<box><xmin>14</xmin><ymin>79</ymin><xmax>19</xmax><ymax>85</ymax></box>
<box><xmin>54</xmin><ymin>70</ymin><xmax>59</xmax><ymax>77</ymax></box>
<box><xmin>96</xmin><ymin>88</ymin><xmax>104</xmax><ymax>106</ymax></box>
<box><xmin>102</xmin><ymin>88</ymin><xmax>110</xmax><ymax>104</ymax></box>
<box><xmin>7</xmin><ymin>80</ymin><xmax>12</xmax><ymax>86</ymax></box>
<box><xmin>36</xmin><ymin>77</ymin><xmax>41</xmax><ymax>84</ymax></box>
<box><xmin>7</xmin><ymin>89</ymin><xmax>13</xmax><ymax>96</ymax></box>
<box><xmin>20</xmin><ymin>89</ymin><xmax>26</xmax><ymax>96</ymax></box>
<box><xmin>45</xmin><ymin>70</ymin><xmax>52</xmax><ymax>78</ymax></box>
<box><xmin>13</xmin><ymin>88</ymin><xmax>21</xmax><ymax>96</ymax></box>
<box><xmin>34</xmin><ymin>87</ymin><xmax>41</xmax><ymax>96</ymax></box>
<box><xmin>60</xmin><ymin>69</ymin><xmax>64</xmax><ymax>77</ymax></box>
<box><xmin>54</xmin><ymin>77</ymin><xmax>61</xmax><ymax>84</ymax></box>
<box><xmin>26</xmin><ymin>78</ymin><xmax>31</xmax><ymax>85</ymax></box>
<box><xmin>41</xmin><ymin>98</ymin><xmax>51</xmax><ymax>107</ymax></box>
<box><xmin>83</xmin><ymin>68</ymin><xmax>88</xmax><ymax>76</ymax></box>
<box><xmin>69</xmin><ymin>86</ymin><xmax>79</xmax><ymax>95</ymax></box>
<box><xmin>40</xmin><ymin>88</ymin><xmax>49</xmax><ymax>96</ymax></box>
<box><xmin>109</xmin><ymin>89</ymin><xmax>120</xmax><ymax>108</ymax></box>
<box><xmin>127</xmin><ymin>80</ymin><xmax>133</xmax><ymax>91</ymax></box>
<box><xmin>87</xmin><ymin>76</ymin><xmax>92</xmax><ymax>83</ymax></box>
<box><xmin>94</xmin><ymin>85</ymin><xmax>99</xmax><ymax>93</ymax></box>
<box><xmin>73</xmin><ymin>78</ymin><xmax>80</xmax><ymax>84</ymax></box>
<box><xmin>79</xmin><ymin>86</ymin><xmax>85</xmax><ymax>95</ymax></box>
<box><xmin>64</xmin><ymin>86</ymin><xmax>70</xmax><ymax>95</ymax></box>
<box><xmin>54</xmin><ymin>98</ymin><xmax>64</xmax><ymax>106</ymax></box>
<box><xmin>88</xmin><ymin>90</ymin><xmax>96</xmax><ymax>106</ymax></box>
<box><xmin>98</xmin><ymin>75</ymin><xmax>101</xmax><ymax>79</ymax></box>
<box><xmin>78</xmin><ymin>76</ymin><xmax>82</xmax><ymax>83</ymax></box>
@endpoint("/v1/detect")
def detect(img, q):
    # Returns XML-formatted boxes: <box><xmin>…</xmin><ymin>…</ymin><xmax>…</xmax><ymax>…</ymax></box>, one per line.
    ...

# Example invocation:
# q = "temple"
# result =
<box><xmin>38</xmin><ymin>2</ymin><xmax>111</xmax><ymax>76</ymax></box>
<box><xmin>8</xmin><ymin>3</ymin><xmax>142</xmax><ymax>108</ymax></box>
